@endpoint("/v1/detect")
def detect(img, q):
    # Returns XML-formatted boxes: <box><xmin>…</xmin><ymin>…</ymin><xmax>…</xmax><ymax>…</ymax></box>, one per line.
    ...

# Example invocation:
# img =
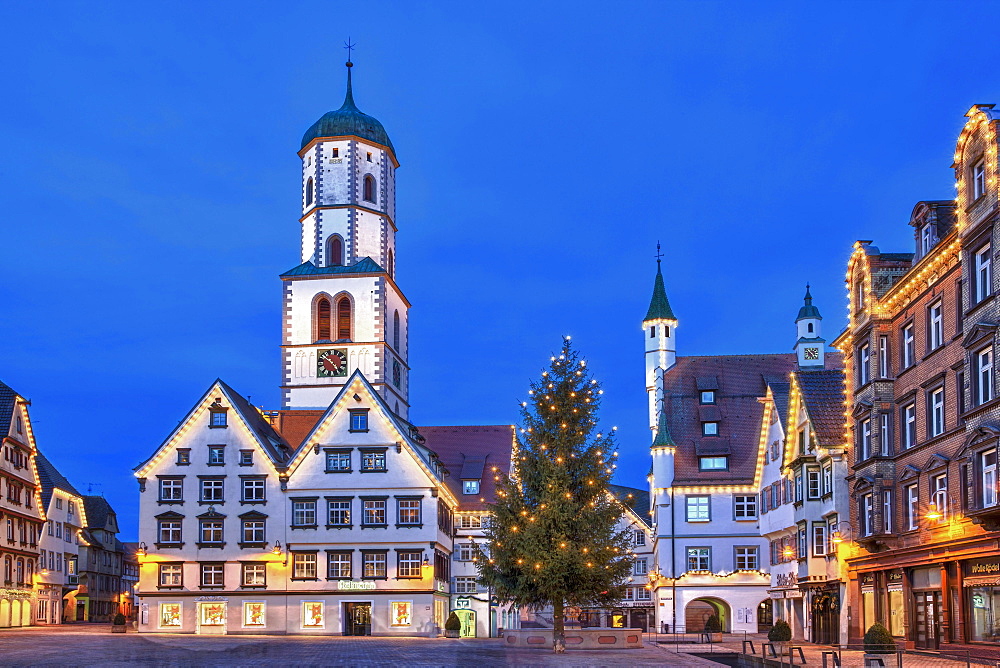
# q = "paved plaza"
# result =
<box><xmin>0</xmin><ymin>626</ymin><xmax>726</xmax><ymax>667</ymax></box>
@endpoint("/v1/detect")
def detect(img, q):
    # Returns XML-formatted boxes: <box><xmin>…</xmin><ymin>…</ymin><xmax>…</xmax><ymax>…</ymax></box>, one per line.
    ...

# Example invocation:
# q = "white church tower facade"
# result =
<box><xmin>793</xmin><ymin>285</ymin><xmax>825</xmax><ymax>370</ymax></box>
<box><xmin>643</xmin><ymin>254</ymin><xmax>677</xmax><ymax>430</ymax></box>
<box><xmin>281</xmin><ymin>60</ymin><xmax>410</xmax><ymax>417</ymax></box>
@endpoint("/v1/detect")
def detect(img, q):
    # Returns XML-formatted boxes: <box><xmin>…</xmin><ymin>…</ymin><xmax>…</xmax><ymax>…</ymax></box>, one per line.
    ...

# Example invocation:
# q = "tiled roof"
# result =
<box><xmin>795</xmin><ymin>367</ymin><xmax>846</xmax><ymax>448</ymax></box>
<box><xmin>82</xmin><ymin>495</ymin><xmax>114</xmax><ymax>531</ymax></box>
<box><xmin>419</xmin><ymin>425</ymin><xmax>515</xmax><ymax>512</ymax></box>
<box><xmin>217</xmin><ymin>380</ymin><xmax>293</xmax><ymax>464</ymax></box>
<box><xmin>0</xmin><ymin>380</ymin><xmax>19</xmax><ymax>438</ymax></box>
<box><xmin>763</xmin><ymin>375</ymin><xmax>791</xmax><ymax>430</ymax></box>
<box><xmin>644</xmin><ymin>265</ymin><xmax>676</xmax><ymax>322</ymax></box>
<box><xmin>280</xmin><ymin>257</ymin><xmax>385</xmax><ymax>278</ymax></box>
<box><xmin>663</xmin><ymin>354</ymin><xmax>801</xmax><ymax>485</ymax></box>
<box><xmin>35</xmin><ymin>451</ymin><xmax>81</xmax><ymax>511</ymax></box>
<box><xmin>274</xmin><ymin>409</ymin><xmax>326</xmax><ymax>449</ymax></box>
<box><xmin>608</xmin><ymin>484</ymin><xmax>652</xmax><ymax>526</ymax></box>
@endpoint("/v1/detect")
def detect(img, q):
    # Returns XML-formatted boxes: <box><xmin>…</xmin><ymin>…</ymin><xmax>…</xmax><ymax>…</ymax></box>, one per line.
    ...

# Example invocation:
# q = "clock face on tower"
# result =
<box><xmin>317</xmin><ymin>349</ymin><xmax>348</xmax><ymax>377</ymax></box>
<box><xmin>803</xmin><ymin>347</ymin><xmax>820</xmax><ymax>361</ymax></box>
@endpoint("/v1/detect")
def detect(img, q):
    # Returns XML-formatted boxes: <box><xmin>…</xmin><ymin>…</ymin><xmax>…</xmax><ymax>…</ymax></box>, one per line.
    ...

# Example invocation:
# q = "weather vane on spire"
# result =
<box><xmin>344</xmin><ymin>38</ymin><xmax>356</xmax><ymax>65</ymax></box>
<box><xmin>655</xmin><ymin>241</ymin><xmax>663</xmax><ymax>267</ymax></box>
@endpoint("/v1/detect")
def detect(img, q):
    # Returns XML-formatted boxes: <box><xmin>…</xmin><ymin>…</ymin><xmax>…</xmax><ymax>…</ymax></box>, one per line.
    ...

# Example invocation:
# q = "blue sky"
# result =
<box><xmin>0</xmin><ymin>1</ymin><xmax>995</xmax><ymax>538</ymax></box>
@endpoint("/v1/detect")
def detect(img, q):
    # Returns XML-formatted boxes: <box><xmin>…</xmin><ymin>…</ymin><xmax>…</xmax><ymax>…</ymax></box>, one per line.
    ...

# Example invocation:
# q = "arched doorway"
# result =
<box><xmin>0</xmin><ymin>599</ymin><xmax>9</xmax><ymax>627</ymax></box>
<box><xmin>757</xmin><ymin>599</ymin><xmax>774</xmax><ymax>633</ymax></box>
<box><xmin>685</xmin><ymin>598</ymin><xmax>731</xmax><ymax>633</ymax></box>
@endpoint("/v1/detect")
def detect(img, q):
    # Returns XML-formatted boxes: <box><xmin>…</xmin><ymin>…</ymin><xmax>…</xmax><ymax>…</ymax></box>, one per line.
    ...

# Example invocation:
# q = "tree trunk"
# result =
<box><xmin>553</xmin><ymin>600</ymin><xmax>566</xmax><ymax>653</ymax></box>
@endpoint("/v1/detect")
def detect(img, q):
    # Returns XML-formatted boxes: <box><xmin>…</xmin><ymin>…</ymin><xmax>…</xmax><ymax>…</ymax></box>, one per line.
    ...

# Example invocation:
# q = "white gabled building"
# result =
<box><xmin>758</xmin><ymin>289</ymin><xmax>848</xmax><ymax>644</ymax></box>
<box><xmin>35</xmin><ymin>452</ymin><xmax>86</xmax><ymax>624</ymax></box>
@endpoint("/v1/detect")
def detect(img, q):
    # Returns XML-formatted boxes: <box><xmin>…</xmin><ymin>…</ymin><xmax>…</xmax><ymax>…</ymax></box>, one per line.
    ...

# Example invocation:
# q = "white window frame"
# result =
<box><xmin>292</xmin><ymin>553</ymin><xmax>317</xmax><ymax>579</ymax></box>
<box><xmin>906</xmin><ymin>484</ymin><xmax>919</xmax><ymax>531</ymax></box>
<box><xmin>903</xmin><ymin>324</ymin><xmax>915</xmax><ymax>368</ymax></box>
<box><xmin>861</xmin><ymin>493</ymin><xmax>874</xmax><ymax>537</ymax></box>
<box><xmin>903</xmin><ymin>403</ymin><xmax>916</xmax><ymax>449</ymax></box>
<box><xmin>878</xmin><ymin>335</ymin><xmax>889</xmax><ymax>378</ymax></box>
<box><xmin>860</xmin><ymin>419</ymin><xmax>872</xmax><ymax>460</ymax></box>
<box><xmin>633</xmin><ymin>558</ymin><xmax>648</xmax><ymax>576</ymax></box>
<box><xmin>812</xmin><ymin>524</ymin><xmax>827</xmax><ymax>556</ymax></box>
<box><xmin>806</xmin><ymin>468</ymin><xmax>821</xmax><ymax>500</ymax></box>
<box><xmin>882</xmin><ymin>489</ymin><xmax>892</xmax><ymax>534</ymax></box>
<box><xmin>242</xmin><ymin>478</ymin><xmax>265</xmax><ymax>502</ymax></box>
<box><xmin>879</xmin><ymin>413</ymin><xmax>890</xmax><ymax>456</ymax></box>
<box><xmin>976</xmin><ymin>243</ymin><xmax>992</xmax><ymax>303</ymax></box>
<box><xmin>921</xmin><ymin>224</ymin><xmax>933</xmax><ymax>256</ymax></box>
<box><xmin>822</xmin><ymin>465</ymin><xmax>833</xmax><ymax>496</ymax></box>
<box><xmin>929</xmin><ymin>301</ymin><xmax>943</xmax><ymax>349</ymax></box>
<box><xmin>686</xmin><ymin>547</ymin><xmax>710</xmax><ymax>572</ymax></box>
<box><xmin>735</xmin><ymin>546</ymin><xmax>758</xmax><ymax>570</ymax></box>
<box><xmin>984</xmin><ymin>449</ymin><xmax>998</xmax><ymax>508</ymax></box>
<box><xmin>685</xmin><ymin>495</ymin><xmax>710</xmax><ymax>522</ymax></box>
<box><xmin>734</xmin><ymin>495</ymin><xmax>757</xmax><ymax>519</ymax></box>
<box><xmin>978</xmin><ymin>347</ymin><xmax>994</xmax><ymax>405</ymax></box>
<box><xmin>932</xmin><ymin>473</ymin><xmax>948</xmax><ymax>521</ymax></box>
<box><xmin>974</xmin><ymin>160</ymin><xmax>986</xmax><ymax>200</ymax></box>
<box><xmin>929</xmin><ymin>388</ymin><xmax>945</xmax><ymax>437</ymax></box>
<box><xmin>859</xmin><ymin>343</ymin><xmax>871</xmax><ymax>385</ymax></box>
<box><xmin>702</xmin><ymin>422</ymin><xmax>719</xmax><ymax>436</ymax></box>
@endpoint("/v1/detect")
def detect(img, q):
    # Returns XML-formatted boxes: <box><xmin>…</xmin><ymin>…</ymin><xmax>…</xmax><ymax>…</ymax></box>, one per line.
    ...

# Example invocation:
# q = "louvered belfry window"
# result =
<box><xmin>316</xmin><ymin>298</ymin><xmax>331</xmax><ymax>341</ymax></box>
<box><xmin>337</xmin><ymin>297</ymin><xmax>352</xmax><ymax>341</ymax></box>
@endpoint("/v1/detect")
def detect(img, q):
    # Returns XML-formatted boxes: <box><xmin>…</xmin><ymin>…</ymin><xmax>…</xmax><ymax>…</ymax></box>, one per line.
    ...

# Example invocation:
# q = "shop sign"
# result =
<box><xmin>860</xmin><ymin>573</ymin><xmax>876</xmax><ymax>586</ymax></box>
<box><xmin>785</xmin><ymin>590</ymin><xmax>804</xmax><ymax>599</ymax></box>
<box><xmin>886</xmin><ymin>570</ymin><xmax>903</xmax><ymax>583</ymax></box>
<box><xmin>337</xmin><ymin>580</ymin><xmax>376</xmax><ymax>591</ymax></box>
<box><xmin>454</xmin><ymin>598</ymin><xmax>471</xmax><ymax>609</ymax></box>
<box><xmin>775</xmin><ymin>573</ymin><xmax>797</xmax><ymax>587</ymax></box>
<box><xmin>965</xmin><ymin>558</ymin><xmax>1000</xmax><ymax>577</ymax></box>
<box><xmin>770</xmin><ymin>591</ymin><xmax>785</xmax><ymax>599</ymax></box>
<box><xmin>195</xmin><ymin>596</ymin><xmax>229</xmax><ymax>602</ymax></box>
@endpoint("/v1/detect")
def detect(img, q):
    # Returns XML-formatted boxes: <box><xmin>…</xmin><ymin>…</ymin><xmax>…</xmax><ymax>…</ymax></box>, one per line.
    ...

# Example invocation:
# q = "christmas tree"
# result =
<box><xmin>475</xmin><ymin>337</ymin><xmax>635</xmax><ymax>653</ymax></box>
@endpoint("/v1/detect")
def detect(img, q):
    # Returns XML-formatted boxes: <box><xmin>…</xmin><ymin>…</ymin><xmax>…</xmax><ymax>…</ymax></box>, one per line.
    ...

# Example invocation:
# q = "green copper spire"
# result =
<box><xmin>644</xmin><ymin>249</ymin><xmax>676</xmax><ymax>322</ymax></box>
<box><xmin>796</xmin><ymin>283</ymin><xmax>822</xmax><ymax>322</ymax></box>
<box><xmin>651</xmin><ymin>407</ymin><xmax>676</xmax><ymax>447</ymax></box>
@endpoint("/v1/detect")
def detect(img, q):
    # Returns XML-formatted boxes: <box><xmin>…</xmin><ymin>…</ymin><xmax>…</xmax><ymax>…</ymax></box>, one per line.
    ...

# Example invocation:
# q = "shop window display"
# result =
<box><xmin>302</xmin><ymin>601</ymin><xmax>324</xmax><ymax>628</ymax></box>
<box><xmin>390</xmin><ymin>601</ymin><xmax>412</xmax><ymax>626</ymax></box>
<box><xmin>243</xmin><ymin>602</ymin><xmax>265</xmax><ymax>627</ymax></box>
<box><xmin>160</xmin><ymin>603</ymin><xmax>182</xmax><ymax>628</ymax></box>
<box><xmin>200</xmin><ymin>602</ymin><xmax>226</xmax><ymax>626</ymax></box>
<box><xmin>971</xmin><ymin>586</ymin><xmax>1000</xmax><ymax>642</ymax></box>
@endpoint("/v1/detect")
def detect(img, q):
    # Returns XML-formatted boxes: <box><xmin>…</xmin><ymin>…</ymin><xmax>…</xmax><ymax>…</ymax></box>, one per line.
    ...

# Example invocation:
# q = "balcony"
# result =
<box><xmin>967</xmin><ymin>501</ymin><xmax>1000</xmax><ymax>531</ymax></box>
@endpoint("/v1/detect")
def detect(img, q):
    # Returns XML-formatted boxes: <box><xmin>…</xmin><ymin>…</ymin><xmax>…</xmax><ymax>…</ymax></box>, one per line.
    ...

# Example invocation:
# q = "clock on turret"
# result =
<box><xmin>803</xmin><ymin>347</ymin><xmax>820</xmax><ymax>361</ymax></box>
<box><xmin>317</xmin><ymin>349</ymin><xmax>348</xmax><ymax>377</ymax></box>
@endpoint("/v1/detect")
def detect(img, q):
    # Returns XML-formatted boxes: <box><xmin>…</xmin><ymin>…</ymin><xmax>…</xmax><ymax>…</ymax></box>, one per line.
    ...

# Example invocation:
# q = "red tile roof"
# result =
<box><xmin>419</xmin><ymin>425</ymin><xmax>515</xmax><ymax>511</ymax></box>
<box><xmin>274</xmin><ymin>409</ymin><xmax>326</xmax><ymax>449</ymax></box>
<box><xmin>664</xmin><ymin>354</ymin><xmax>801</xmax><ymax>485</ymax></box>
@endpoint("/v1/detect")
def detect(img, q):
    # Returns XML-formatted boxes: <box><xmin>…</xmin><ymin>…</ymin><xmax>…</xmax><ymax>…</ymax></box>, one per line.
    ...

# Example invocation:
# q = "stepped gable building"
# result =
<box><xmin>35</xmin><ymin>452</ymin><xmax>85</xmax><ymax>624</ymax></box>
<box><xmin>645</xmin><ymin>259</ymin><xmax>841</xmax><ymax>635</ymax></box>
<box><xmin>0</xmin><ymin>381</ymin><xmax>43</xmax><ymax>628</ymax></box>
<box><xmin>836</xmin><ymin>104</ymin><xmax>1000</xmax><ymax>652</ymax></box>
<box><xmin>758</xmin><ymin>290</ymin><xmax>848</xmax><ymax>645</ymax></box>
<box><xmin>134</xmin><ymin>60</ymin><xmax>518</xmax><ymax>637</ymax></box>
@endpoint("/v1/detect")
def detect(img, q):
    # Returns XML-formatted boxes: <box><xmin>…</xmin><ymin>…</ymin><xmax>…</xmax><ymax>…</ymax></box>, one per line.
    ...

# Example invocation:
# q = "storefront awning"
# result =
<box><xmin>963</xmin><ymin>575</ymin><xmax>1000</xmax><ymax>587</ymax></box>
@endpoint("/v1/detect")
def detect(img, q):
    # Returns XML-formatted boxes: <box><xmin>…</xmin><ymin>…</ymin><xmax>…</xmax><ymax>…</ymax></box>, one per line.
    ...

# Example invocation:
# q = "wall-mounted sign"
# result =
<box><xmin>338</xmin><ymin>580</ymin><xmax>376</xmax><ymax>591</ymax></box>
<box><xmin>966</xmin><ymin>559</ymin><xmax>1000</xmax><ymax>576</ymax></box>
<box><xmin>195</xmin><ymin>596</ymin><xmax>229</xmax><ymax>602</ymax></box>
<box><xmin>454</xmin><ymin>598</ymin><xmax>471</xmax><ymax>609</ymax></box>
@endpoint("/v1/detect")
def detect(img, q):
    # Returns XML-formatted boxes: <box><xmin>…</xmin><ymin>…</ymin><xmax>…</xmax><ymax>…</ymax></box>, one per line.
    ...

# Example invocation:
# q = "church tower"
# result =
<box><xmin>280</xmin><ymin>59</ymin><xmax>410</xmax><ymax>416</ymax></box>
<box><xmin>794</xmin><ymin>285</ymin><xmax>825</xmax><ymax>370</ymax></box>
<box><xmin>643</xmin><ymin>251</ymin><xmax>677</xmax><ymax>430</ymax></box>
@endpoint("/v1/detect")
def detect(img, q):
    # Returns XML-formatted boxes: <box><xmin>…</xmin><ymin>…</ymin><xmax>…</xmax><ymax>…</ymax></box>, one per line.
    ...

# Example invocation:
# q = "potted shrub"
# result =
<box><xmin>444</xmin><ymin>611</ymin><xmax>462</xmax><ymax>638</ymax></box>
<box><xmin>704</xmin><ymin>613</ymin><xmax>723</xmax><ymax>642</ymax></box>
<box><xmin>768</xmin><ymin>619</ymin><xmax>792</xmax><ymax>661</ymax></box>
<box><xmin>111</xmin><ymin>613</ymin><xmax>127</xmax><ymax>633</ymax></box>
<box><xmin>863</xmin><ymin>622</ymin><xmax>896</xmax><ymax>667</ymax></box>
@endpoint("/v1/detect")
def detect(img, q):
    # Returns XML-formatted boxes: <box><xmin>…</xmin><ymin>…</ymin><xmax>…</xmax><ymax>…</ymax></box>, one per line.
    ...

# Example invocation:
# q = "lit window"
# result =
<box><xmin>699</xmin><ymin>456</ymin><xmax>727</xmax><ymax>470</ymax></box>
<box><xmin>463</xmin><ymin>480</ymin><xmax>479</xmax><ymax>495</ymax></box>
<box><xmin>397</xmin><ymin>551</ymin><xmax>422</xmax><ymax>578</ymax></box>
<box><xmin>360</xmin><ymin>449</ymin><xmax>385</xmax><ymax>471</ymax></box>
<box><xmin>327</xmin><ymin>499</ymin><xmax>351</xmax><ymax>526</ymax></box>
<box><xmin>362</xmin><ymin>552</ymin><xmax>387</xmax><ymax>579</ymax></box>
<box><xmin>931</xmin><ymin>473</ymin><xmax>948</xmax><ymax>521</ymax></box>
<box><xmin>159</xmin><ymin>564</ymin><xmax>182</xmax><ymax>587</ymax></box>
<box><xmin>325</xmin><ymin>450</ymin><xmax>352</xmax><ymax>472</ymax></box>
<box><xmin>397</xmin><ymin>498</ymin><xmax>421</xmax><ymax>525</ymax></box>
<box><xmin>905</xmin><ymin>484</ymin><xmax>918</xmax><ymax>530</ymax></box>
<box><xmin>176</xmin><ymin>449</ymin><xmax>190</xmax><ymax>465</ymax></box>
<box><xmin>242</xmin><ymin>563</ymin><xmax>266</xmax><ymax>586</ymax></box>
<box><xmin>363</xmin><ymin>499</ymin><xmax>386</xmax><ymax>526</ymax></box>
<box><xmin>685</xmin><ymin>495</ymin><xmax>710</xmax><ymax>522</ymax></box>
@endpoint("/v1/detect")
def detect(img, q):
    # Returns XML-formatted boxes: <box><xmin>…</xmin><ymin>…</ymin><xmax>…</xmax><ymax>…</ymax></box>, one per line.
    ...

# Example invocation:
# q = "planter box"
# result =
<box><xmin>504</xmin><ymin>628</ymin><xmax>643</xmax><ymax>650</ymax></box>
<box><xmin>111</xmin><ymin>626</ymin><xmax>127</xmax><ymax>634</ymax></box>
<box><xmin>444</xmin><ymin>630</ymin><xmax>460</xmax><ymax>638</ymax></box>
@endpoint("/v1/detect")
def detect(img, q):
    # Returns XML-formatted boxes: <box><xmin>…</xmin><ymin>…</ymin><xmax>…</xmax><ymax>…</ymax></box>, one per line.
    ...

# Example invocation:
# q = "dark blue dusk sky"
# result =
<box><xmin>1</xmin><ymin>2</ymin><xmax>995</xmax><ymax>538</ymax></box>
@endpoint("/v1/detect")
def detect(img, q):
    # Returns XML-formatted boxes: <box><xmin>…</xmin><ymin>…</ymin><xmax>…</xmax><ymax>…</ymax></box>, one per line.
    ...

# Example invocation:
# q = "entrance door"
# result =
<box><xmin>914</xmin><ymin>591</ymin><xmax>941</xmax><ymax>649</ymax></box>
<box><xmin>631</xmin><ymin>609</ymin><xmax>648</xmax><ymax>631</ymax></box>
<box><xmin>455</xmin><ymin>609</ymin><xmax>476</xmax><ymax>637</ymax></box>
<box><xmin>343</xmin><ymin>602</ymin><xmax>372</xmax><ymax>636</ymax></box>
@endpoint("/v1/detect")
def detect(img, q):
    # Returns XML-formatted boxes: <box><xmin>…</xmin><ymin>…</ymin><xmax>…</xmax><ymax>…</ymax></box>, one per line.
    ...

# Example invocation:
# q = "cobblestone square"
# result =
<box><xmin>0</xmin><ymin>626</ymin><xmax>727</xmax><ymax>667</ymax></box>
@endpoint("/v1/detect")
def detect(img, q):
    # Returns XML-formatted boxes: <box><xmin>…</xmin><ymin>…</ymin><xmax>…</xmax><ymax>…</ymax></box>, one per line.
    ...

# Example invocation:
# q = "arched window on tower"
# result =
<box><xmin>305</xmin><ymin>177</ymin><xmax>314</xmax><ymax>207</ymax></box>
<box><xmin>363</xmin><ymin>175</ymin><xmax>376</xmax><ymax>203</ymax></box>
<box><xmin>327</xmin><ymin>235</ymin><xmax>344</xmax><ymax>267</ymax></box>
<box><xmin>316</xmin><ymin>297</ymin><xmax>332</xmax><ymax>341</ymax></box>
<box><xmin>337</xmin><ymin>296</ymin><xmax>352</xmax><ymax>341</ymax></box>
<box><xmin>387</xmin><ymin>249</ymin><xmax>394</xmax><ymax>278</ymax></box>
<box><xmin>393</xmin><ymin>310</ymin><xmax>400</xmax><ymax>351</ymax></box>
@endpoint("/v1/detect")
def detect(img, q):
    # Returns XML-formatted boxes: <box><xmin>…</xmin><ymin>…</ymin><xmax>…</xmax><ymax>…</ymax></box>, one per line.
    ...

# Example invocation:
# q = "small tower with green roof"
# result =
<box><xmin>643</xmin><ymin>250</ymin><xmax>678</xmax><ymax>430</ymax></box>
<box><xmin>794</xmin><ymin>285</ymin><xmax>826</xmax><ymax>370</ymax></box>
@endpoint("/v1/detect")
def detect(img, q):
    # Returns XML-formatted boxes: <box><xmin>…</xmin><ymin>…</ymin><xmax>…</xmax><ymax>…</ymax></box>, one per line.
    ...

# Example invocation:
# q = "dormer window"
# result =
<box><xmin>974</xmin><ymin>160</ymin><xmax>986</xmax><ymax>200</ymax></box>
<box><xmin>463</xmin><ymin>480</ymin><xmax>480</xmax><ymax>495</ymax></box>
<box><xmin>855</xmin><ymin>281</ymin><xmax>865</xmax><ymax>312</ymax></box>
<box><xmin>700</xmin><ymin>391</ymin><xmax>715</xmax><ymax>404</ymax></box>
<box><xmin>921</xmin><ymin>224</ymin><xmax>933</xmax><ymax>256</ymax></box>
<box><xmin>702</xmin><ymin>422</ymin><xmax>719</xmax><ymax>436</ymax></box>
